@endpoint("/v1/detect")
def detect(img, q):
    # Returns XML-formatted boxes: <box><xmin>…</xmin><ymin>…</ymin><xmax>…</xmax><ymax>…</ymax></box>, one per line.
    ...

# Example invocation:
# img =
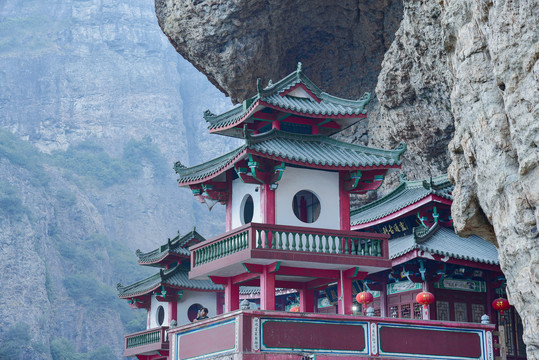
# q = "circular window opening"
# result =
<box><xmin>187</xmin><ymin>303</ymin><xmax>204</xmax><ymax>322</ymax></box>
<box><xmin>241</xmin><ymin>194</ymin><xmax>254</xmax><ymax>225</ymax></box>
<box><xmin>156</xmin><ymin>305</ymin><xmax>165</xmax><ymax>326</ymax></box>
<box><xmin>292</xmin><ymin>190</ymin><xmax>321</xmax><ymax>223</ymax></box>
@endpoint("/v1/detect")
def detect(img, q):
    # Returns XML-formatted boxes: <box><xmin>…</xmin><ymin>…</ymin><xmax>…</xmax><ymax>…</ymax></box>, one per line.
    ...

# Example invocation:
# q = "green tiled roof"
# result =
<box><xmin>203</xmin><ymin>63</ymin><xmax>371</xmax><ymax>133</ymax></box>
<box><xmin>136</xmin><ymin>229</ymin><xmax>206</xmax><ymax>267</ymax></box>
<box><xmin>350</xmin><ymin>174</ymin><xmax>453</xmax><ymax>226</ymax></box>
<box><xmin>174</xmin><ymin>129</ymin><xmax>406</xmax><ymax>185</ymax></box>
<box><xmin>389</xmin><ymin>226</ymin><xmax>499</xmax><ymax>265</ymax></box>
<box><xmin>117</xmin><ymin>264</ymin><xmax>223</xmax><ymax>298</ymax></box>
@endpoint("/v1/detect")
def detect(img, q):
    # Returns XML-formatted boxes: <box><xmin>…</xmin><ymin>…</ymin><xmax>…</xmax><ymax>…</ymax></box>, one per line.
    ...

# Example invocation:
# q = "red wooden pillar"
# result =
<box><xmin>311</xmin><ymin>125</ymin><xmax>319</xmax><ymax>135</ymax></box>
<box><xmin>423</xmin><ymin>281</ymin><xmax>434</xmax><ymax>320</ymax></box>
<box><xmin>338</xmin><ymin>171</ymin><xmax>350</xmax><ymax>231</ymax></box>
<box><xmin>260</xmin><ymin>266</ymin><xmax>276</xmax><ymax>310</ymax></box>
<box><xmin>216</xmin><ymin>291</ymin><xmax>224</xmax><ymax>315</ymax></box>
<box><xmin>224</xmin><ymin>278</ymin><xmax>239</xmax><ymax>313</ymax></box>
<box><xmin>380</xmin><ymin>279</ymin><xmax>388</xmax><ymax>317</ymax></box>
<box><xmin>486</xmin><ymin>272</ymin><xmax>496</xmax><ymax>322</ymax></box>
<box><xmin>168</xmin><ymin>300</ymin><xmax>177</xmax><ymax>325</ymax></box>
<box><xmin>261</xmin><ymin>183</ymin><xmax>275</xmax><ymax>224</ymax></box>
<box><xmin>338</xmin><ymin>274</ymin><xmax>353</xmax><ymax>315</ymax></box>
<box><xmin>300</xmin><ymin>286</ymin><xmax>315</xmax><ymax>313</ymax></box>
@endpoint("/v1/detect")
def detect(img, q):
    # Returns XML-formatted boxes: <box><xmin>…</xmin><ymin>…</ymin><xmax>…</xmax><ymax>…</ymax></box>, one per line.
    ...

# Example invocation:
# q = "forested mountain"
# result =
<box><xmin>0</xmin><ymin>1</ymin><xmax>238</xmax><ymax>359</ymax></box>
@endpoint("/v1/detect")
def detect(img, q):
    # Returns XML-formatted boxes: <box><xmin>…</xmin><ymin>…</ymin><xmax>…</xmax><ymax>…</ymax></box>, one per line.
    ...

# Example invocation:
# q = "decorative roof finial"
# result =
<box><xmin>267</xmin><ymin>79</ymin><xmax>273</xmax><ymax>87</ymax></box>
<box><xmin>174</xmin><ymin>161</ymin><xmax>186</xmax><ymax>169</ymax></box>
<box><xmin>203</xmin><ymin>109</ymin><xmax>215</xmax><ymax>120</ymax></box>
<box><xmin>135</xmin><ymin>249</ymin><xmax>141</xmax><ymax>255</ymax></box>
<box><xmin>116</xmin><ymin>283</ymin><xmax>123</xmax><ymax>290</ymax></box>
<box><xmin>399</xmin><ymin>172</ymin><xmax>408</xmax><ymax>183</ymax></box>
<box><xmin>393</xmin><ymin>142</ymin><xmax>407</xmax><ymax>156</ymax></box>
<box><xmin>297</xmin><ymin>62</ymin><xmax>303</xmax><ymax>73</ymax></box>
<box><xmin>192</xmin><ymin>225</ymin><xmax>196</xmax><ymax>232</ymax></box>
<box><xmin>256</xmin><ymin>78</ymin><xmax>262</xmax><ymax>94</ymax></box>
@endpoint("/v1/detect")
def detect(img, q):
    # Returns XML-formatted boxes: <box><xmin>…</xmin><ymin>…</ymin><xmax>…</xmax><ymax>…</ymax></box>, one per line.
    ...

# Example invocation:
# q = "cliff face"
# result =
<box><xmin>0</xmin><ymin>0</ymin><xmax>237</xmax><ymax>358</ymax></box>
<box><xmin>443</xmin><ymin>0</ymin><xmax>539</xmax><ymax>355</ymax></box>
<box><xmin>155</xmin><ymin>0</ymin><xmax>538</xmax><ymax>357</ymax></box>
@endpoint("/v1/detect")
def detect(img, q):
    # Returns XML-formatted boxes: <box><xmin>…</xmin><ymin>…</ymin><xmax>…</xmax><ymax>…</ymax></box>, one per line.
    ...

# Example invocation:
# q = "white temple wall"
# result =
<box><xmin>275</xmin><ymin>167</ymin><xmax>340</xmax><ymax>229</ymax></box>
<box><xmin>231</xmin><ymin>179</ymin><xmax>261</xmax><ymax>229</ymax></box>
<box><xmin>176</xmin><ymin>290</ymin><xmax>217</xmax><ymax>325</ymax></box>
<box><xmin>149</xmin><ymin>294</ymin><xmax>170</xmax><ymax>329</ymax></box>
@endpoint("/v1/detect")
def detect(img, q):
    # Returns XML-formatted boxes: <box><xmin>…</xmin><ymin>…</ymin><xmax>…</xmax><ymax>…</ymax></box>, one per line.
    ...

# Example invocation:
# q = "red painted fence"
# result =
<box><xmin>168</xmin><ymin>310</ymin><xmax>496</xmax><ymax>360</ymax></box>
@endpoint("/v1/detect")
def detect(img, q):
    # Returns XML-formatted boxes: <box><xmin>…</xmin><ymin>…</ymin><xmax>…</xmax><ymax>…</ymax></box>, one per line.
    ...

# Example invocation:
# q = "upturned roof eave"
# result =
<box><xmin>176</xmin><ymin>132</ymin><xmax>405</xmax><ymax>187</ymax></box>
<box><xmin>350</xmin><ymin>174</ymin><xmax>453</xmax><ymax>227</ymax></box>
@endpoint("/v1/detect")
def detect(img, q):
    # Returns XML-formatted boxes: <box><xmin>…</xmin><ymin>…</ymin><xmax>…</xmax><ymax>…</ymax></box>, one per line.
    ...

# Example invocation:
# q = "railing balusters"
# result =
<box><xmin>191</xmin><ymin>225</ymin><xmax>385</xmax><ymax>268</ymax></box>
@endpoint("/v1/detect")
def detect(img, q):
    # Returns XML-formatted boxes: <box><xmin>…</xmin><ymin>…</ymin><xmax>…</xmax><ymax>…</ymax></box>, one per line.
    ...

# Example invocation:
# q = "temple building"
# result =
<box><xmin>119</xmin><ymin>64</ymin><xmax>522</xmax><ymax>360</ymax></box>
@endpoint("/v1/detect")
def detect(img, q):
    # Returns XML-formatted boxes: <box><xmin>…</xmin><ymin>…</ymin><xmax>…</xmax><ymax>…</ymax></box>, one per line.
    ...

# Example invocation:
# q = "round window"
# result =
<box><xmin>156</xmin><ymin>305</ymin><xmax>165</xmax><ymax>326</ymax></box>
<box><xmin>292</xmin><ymin>190</ymin><xmax>321</xmax><ymax>223</ymax></box>
<box><xmin>187</xmin><ymin>303</ymin><xmax>203</xmax><ymax>322</ymax></box>
<box><xmin>241</xmin><ymin>194</ymin><xmax>254</xmax><ymax>225</ymax></box>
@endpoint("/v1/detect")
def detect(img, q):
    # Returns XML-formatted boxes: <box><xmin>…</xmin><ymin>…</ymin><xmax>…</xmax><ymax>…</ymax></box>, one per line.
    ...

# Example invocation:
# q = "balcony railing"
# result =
<box><xmin>191</xmin><ymin>223</ymin><xmax>388</xmax><ymax>267</ymax></box>
<box><xmin>124</xmin><ymin>326</ymin><xmax>169</xmax><ymax>357</ymax></box>
<box><xmin>167</xmin><ymin>310</ymin><xmax>496</xmax><ymax>360</ymax></box>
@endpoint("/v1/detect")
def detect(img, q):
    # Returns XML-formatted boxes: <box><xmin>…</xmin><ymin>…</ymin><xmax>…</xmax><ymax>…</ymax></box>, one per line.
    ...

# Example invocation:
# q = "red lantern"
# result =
<box><xmin>289</xmin><ymin>305</ymin><xmax>300</xmax><ymax>312</ymax></box>
<box><xmin>356</xmin><ymin>291</ymin><xmax>373</xmax><ymax>315</ymax></box>
<box><xmin>416</xmin><ymin>291</ymin><xmax>435</xmax><ymax>306</ymax></box>
<box><xmin>492</xmin><ymin>298</ymin><xmax>510</xmax><ymax>323</ymax></box>
<box><xmin>416</xmin><ymin>291</ymin><xmax>435</xmax><ymax>319</ymax></box>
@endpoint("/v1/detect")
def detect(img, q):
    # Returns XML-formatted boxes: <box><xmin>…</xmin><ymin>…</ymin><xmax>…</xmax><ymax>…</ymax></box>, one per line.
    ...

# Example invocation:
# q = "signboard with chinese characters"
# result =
<box><xmin>372</xmin><ymin>217</ymin><xmax>418</xmax><ymax>239</ymax></box>
<box><xmin>434</xmin><ymin>278</ymin><xmax>486</xmax><ymax>293</ymax></box>
<box><xmin>387</xmin><ymin>280</ymin><xmax>422</xmax><ymax>295</ymax></box>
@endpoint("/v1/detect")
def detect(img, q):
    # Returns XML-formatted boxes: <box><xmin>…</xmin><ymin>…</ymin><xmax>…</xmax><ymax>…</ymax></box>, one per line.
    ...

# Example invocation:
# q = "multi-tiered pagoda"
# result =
<box><xmin>120</xmin><ymin>64</ymin><xmax>503</xmax><ymax>360</ymax></box>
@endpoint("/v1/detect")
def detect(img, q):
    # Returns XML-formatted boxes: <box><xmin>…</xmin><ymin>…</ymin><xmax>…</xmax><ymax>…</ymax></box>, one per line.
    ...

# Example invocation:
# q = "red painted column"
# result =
<box><xmin>338</xmin><ymin>274</ymin><xmax>353</xmax><ymax>315</ymax></box>
<box><xmin>224</xmin><ymin>278</ymin><xmax>239</xmax><ymax>313</ymax></box>
<box><xmin>380</xmin><ymin>279</ymin><xmax>388</xmax><ymax>317</ymax></box>
<box><xmin>486</xmin><ymin>272</ymin><xmax>496</xmax><ymax>322</ymax></box>
<box><xmin>299</xmin><ymin>286</ymin><xmax>315</xmax><ymax>313</ymax></box>
<box><xmin>225</xmin><ymin>171</ymin><xmax>233</xmax><ymax>232</ymax></box>
<box><xmin>216</xmin><ymin>291</ymin><xmax>224</xmax><ymax>315</ymax></box>
<box><xmin>311</xmin><ymin>125</ymin><xmax>319</xmax><ymax>135</ymax></box>
<box><xmin>261</xmin><ymin>183</ymin><xmax>275</xmax><ymax>224</ymax></box>
<box><xmin>168</xmin><ymin>300</ymin><xmax>177</xmax><ymax>324</ymax></box>
<box><xmin>260</xmin><ymin>266</ymin><xmax>276</xmax><ymax>310</ymax></box>
<box><xmin>423</xmin><ymin>281</ymin><xmax>434</xmax><ymax>320</ymax></box>
<box><xmin>339</xmin><ymin>171</ymin><xmax>350</xmax><ymax>231</ymax></box>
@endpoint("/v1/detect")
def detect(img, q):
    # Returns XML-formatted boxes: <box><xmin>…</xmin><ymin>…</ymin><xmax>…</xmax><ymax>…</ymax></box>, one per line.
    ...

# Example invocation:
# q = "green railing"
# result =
<box><xmin>193</xmin><ymin>230</ymin><xmax>249</xmax><ymax>266</ymax></box>
<box><xmin>125</xmin><ymin>327</ymin><xmax>168</xmax><ymax>349</ymax></box>
<box><xmin>191</xmin><ymin>223</ymin><xmax>387</xmax><ymax>268</ymax></box>
<box><xmin>254</xmin><ymin>229</ymin><xmax>382</xmax><ymax>256</ymax></box>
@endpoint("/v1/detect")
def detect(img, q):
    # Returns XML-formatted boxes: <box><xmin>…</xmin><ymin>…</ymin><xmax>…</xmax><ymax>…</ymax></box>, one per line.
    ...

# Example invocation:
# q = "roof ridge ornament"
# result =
<box><xmin>399</xmin><ymin>172</ymin><xmax>408</xmax><ymax>183</ymax></box>
<box><xmin>135</xmin><ymin>249</ymin><xmax>141</xmax><ymax>256</ymax></box>
<box><xmin>393</xmin><ymin>142</ymin><xmax>407</xmax><ymax>156</ymax></box>
<box><xmin>297</xmin><ymin>62</ymin><xmax>302</xmax><ymax>74</ymax></box>
<box><xmin>203</xmin><ymin>109</ymin><xmax>215</xmax><ymax>120</ymax></box>
<box><xmin>116</xmin><ymin>282</ymin><xmax>123</xmax><ymax>290</ymax></box>
<box><xmin>257</xmin><ymin>78</ymin><xmax>263</xmax><ymax>95</ymax></box>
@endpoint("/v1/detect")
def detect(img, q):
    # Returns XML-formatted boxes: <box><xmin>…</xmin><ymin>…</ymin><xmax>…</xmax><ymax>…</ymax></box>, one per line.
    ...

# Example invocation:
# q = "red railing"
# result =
<box><xmin>190</xmin><ymin>222</ymin><xmax>389</xmax><ymax>268</ymax></box>
<box><xmin>124</xmin><ymin>326</ymin><xmax>169</xmax><ymax>357</ymax></box>
<box><xmin>167</xmin><ymin>310</ymin><xmax>496</xmax><ymax>360</ymax></box>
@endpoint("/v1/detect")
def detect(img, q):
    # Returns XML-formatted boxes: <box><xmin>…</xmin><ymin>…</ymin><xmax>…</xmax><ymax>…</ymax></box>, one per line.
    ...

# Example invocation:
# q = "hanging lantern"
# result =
<box><xmin>356</xmin><ymin>292</ymin><xmax>373</xmax><ymax>315</ymax></box>
<box><xmin>416</xmin><ymin>291</ymin><xmax>435</xmax><ymax>319</ymax></box>
<box><xmin>492</xmin><ymin>298</ymin><xmax>510</xmax><ymax>324</ymax></box>
<box><xmin>289</xmin><ymin>305</ymin><xmax>300</xmax><ymax>312</ymax></box>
